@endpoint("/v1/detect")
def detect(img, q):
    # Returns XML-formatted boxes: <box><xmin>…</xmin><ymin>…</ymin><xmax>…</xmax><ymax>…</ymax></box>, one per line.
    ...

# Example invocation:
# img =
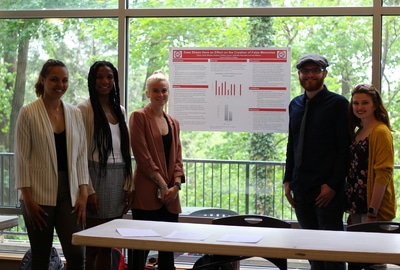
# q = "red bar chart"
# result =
<box><xmin>214</xmin><ymin>80</ymin><xmax>242</xmax><ymax>96</ymax></box>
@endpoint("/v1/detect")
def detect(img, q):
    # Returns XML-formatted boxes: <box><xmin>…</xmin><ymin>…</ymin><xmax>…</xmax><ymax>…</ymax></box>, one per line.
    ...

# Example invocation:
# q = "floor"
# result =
<box><xmin>170</xmin><ymin>253</ymin><xmax>400</xmax><ymax>270</ymax></box>
<box><xmin>175</xmin><ymin>258</ymin><xmax>309</xmax><ymax>269</ymax></box>
<box><xmin>175</xmin><ymin>261</ymin><xmax>400</xmax><ymax>270</ymax></box>
<box><xmin>149</xmin><ymin>252</ymin><xmax>310</xmax><ymax>269</ymax></box>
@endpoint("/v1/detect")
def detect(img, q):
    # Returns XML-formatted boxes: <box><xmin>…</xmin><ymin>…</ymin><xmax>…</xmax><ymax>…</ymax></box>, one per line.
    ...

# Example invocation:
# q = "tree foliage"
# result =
<box><xmin>1</xmin><ymin>0</ymin><xmax>400</xmax><ymax>165</ymax></box>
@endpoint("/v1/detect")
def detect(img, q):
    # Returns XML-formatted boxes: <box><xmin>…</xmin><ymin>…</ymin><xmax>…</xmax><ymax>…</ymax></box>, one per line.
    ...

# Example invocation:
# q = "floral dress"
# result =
<box><xmin>345</xmin><ymin>137</ymin><xmax>369</xmax><ymax>214</ymax></box>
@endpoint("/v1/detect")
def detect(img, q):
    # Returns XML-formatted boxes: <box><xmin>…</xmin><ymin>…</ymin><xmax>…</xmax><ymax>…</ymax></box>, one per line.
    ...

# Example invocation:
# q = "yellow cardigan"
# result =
<box><xmin>367</xmin><ymin>123</ymin><xmax>396</xmax><ymax>220</ymax></box>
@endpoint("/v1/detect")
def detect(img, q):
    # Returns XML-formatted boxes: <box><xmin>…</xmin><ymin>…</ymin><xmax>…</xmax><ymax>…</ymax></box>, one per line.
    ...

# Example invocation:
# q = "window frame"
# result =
<box><xmin>2</xmin><ymin>4</ymin><xmax>400</xmax><ymax>107</ymax></box>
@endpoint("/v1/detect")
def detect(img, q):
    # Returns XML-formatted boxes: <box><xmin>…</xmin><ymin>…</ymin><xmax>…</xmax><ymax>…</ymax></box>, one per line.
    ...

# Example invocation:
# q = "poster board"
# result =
<box><xmin>169</xmin><ymin>48</ymin><xmax>291</xmax><ymax>133</ymax></box>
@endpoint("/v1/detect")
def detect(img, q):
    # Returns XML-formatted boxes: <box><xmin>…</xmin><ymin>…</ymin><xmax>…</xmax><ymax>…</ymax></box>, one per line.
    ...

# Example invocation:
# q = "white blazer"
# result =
<box><xmin>14</xmin><ymin>98</ymin><xmax>89</xmax><ymax>207</ymax></box>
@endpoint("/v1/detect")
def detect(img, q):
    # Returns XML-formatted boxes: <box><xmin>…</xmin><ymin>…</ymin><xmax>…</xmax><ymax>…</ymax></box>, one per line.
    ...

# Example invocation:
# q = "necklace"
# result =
<box><xmin>53</xmin><ymin>106</ymin><xmax>64</xmax><ymax>122</ymax></box>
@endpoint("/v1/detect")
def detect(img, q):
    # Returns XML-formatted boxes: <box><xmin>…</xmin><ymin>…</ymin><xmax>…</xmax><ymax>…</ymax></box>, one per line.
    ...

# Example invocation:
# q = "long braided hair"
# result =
<box><xmin>87</xmin><ymin>61</ymin><xmax>132</xmax><ymax>178</ymax></box>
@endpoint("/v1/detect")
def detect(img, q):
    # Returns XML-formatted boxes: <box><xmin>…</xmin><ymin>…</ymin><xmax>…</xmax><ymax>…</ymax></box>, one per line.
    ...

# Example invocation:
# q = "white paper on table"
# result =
<box><xmin>164</xmin><ymin>230</ymin><xmax>211</xmax><ymax>241</ymax></box>
<box><xmin>116</xmin><ymin>228</ymin><xmax>161</xmax><ymax>237</ymax></box>
<box><xmin>217</xmin><ymin>234</ymin><xmax>263</xmax><ymax>243</ymax></box>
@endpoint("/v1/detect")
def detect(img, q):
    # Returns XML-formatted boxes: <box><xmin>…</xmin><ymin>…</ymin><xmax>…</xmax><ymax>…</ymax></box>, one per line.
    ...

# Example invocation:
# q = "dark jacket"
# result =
<box><xmin>283</xmin><ymin>86</ymin><xmax>350</xmax><ymax>193</ymax></box>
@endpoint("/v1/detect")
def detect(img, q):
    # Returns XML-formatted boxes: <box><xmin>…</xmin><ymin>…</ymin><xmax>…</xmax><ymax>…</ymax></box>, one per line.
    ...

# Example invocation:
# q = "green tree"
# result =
<box><xmin>0</xmin><ymin>19</ymin><xmax>41</xmax><ymax>151</ymax></box>
<box><xmin>246</xmin><ymin>0</ymin><xmax>278</xmax><ymax>215</ymax></box>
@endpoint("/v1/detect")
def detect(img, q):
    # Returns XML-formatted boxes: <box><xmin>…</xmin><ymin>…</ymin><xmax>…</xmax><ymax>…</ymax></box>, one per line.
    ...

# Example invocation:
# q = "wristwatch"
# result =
<box><xmin>174</xmin><ymin>182</ymin><xmax>181</xmax><ymax>190</ymax></box>
<box><xmin>368</xmin><ymin>207</ymin><xmax>378</xmax><ymax>215</ymax></box>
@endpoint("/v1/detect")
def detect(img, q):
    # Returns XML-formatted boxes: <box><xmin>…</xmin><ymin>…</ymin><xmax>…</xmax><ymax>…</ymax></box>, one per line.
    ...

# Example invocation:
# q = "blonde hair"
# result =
<box><xmin>145</xmin><ymin>70</ymin><xmax>169</xmax><ymax>91</ymax></box>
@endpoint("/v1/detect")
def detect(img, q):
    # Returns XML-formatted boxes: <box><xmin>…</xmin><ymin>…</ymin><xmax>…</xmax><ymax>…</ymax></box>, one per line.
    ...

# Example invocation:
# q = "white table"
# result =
<box><xmin>0</xmin><ymin>215</ymin><xmax>18</xmax><ymax>230</ymax></box>
<box><xmin>72</xmin><ymin>219</ymin><xmax>400</xmax><ymax>264</ymax></box>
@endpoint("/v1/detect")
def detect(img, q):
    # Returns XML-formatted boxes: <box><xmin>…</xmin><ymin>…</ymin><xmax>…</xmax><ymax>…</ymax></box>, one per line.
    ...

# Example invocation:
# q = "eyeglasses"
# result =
<box><xmin>299</xmin><ymin>68</ymin><xmax>325</xmax><ymax>75</ymax></box>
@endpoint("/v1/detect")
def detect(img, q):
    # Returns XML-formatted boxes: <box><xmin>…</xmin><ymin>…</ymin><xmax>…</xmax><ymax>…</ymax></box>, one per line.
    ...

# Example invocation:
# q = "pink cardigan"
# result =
<box><xmin>129</xmin><ymin>105</ymin><xmax>185</xmax><ymax>214</ymax></box>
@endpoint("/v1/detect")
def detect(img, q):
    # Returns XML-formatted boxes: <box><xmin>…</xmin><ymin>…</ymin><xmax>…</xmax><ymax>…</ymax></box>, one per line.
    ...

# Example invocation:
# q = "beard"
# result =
<box><xmin>299</xmin><ymin>76</ymin><xmax>324</xmax><ymax>92</ymax></box>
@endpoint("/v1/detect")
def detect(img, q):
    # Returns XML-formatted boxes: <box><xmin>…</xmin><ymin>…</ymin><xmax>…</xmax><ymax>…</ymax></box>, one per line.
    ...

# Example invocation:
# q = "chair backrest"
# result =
<box><xmin>189</xmin><ymin>208</ymin><xmax>238</xmax><ymax>218</ymax></box>
<box><xmin>209</xmin><ymin>214</ymin><xmax>290</xmax><ymax>270</ymax></box>
<box><xmin>347</xmin><ymin>221</ymin><xmax>400</xmax><ymax>233</ymax></box>
<box><xmin>212</xmin><ymin>214</ymin><xmax>291</xmax><ymax>229</ymax></box>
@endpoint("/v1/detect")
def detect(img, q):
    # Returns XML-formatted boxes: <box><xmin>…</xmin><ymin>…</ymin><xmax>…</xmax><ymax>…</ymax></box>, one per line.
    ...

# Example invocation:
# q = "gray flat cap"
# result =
<box><xmin>296</xmin><ymin>53</ymin><xmax>329</xmax><ymax>69</ymax></box>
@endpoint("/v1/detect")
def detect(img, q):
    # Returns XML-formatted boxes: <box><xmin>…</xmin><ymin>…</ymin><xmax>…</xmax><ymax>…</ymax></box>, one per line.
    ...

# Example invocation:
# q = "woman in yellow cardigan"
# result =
<box><xmin>345</xmin><ymin>84</ymin><xmax>396</xmax><ymax>224</ymax></box>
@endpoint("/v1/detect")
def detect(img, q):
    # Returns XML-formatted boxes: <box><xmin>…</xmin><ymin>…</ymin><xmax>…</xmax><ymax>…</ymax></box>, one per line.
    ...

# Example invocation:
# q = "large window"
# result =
<box><xmin>1</xmin><ymin>1</ymin><xmax>400</xmax><ymax>222</ymax></box>
<box><xmin>3</xmin><ymin>0</ymin><xmax>387</xmax><ymax>9</ymax></box>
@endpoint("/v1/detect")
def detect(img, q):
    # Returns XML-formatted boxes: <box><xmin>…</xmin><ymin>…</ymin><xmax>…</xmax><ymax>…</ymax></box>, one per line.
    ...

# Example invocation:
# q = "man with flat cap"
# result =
<box><xmin>283</xmin><ymin>53</ymin><xmax>349</xmax><ymax>270</ymax></box>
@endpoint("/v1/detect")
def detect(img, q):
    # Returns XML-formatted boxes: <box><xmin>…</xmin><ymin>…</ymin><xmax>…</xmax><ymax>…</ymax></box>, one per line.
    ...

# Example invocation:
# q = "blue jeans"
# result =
<box><xmin>294</xmin><ymin>187</ymin><xmax>345</xmax><ymax>270</ymax></box>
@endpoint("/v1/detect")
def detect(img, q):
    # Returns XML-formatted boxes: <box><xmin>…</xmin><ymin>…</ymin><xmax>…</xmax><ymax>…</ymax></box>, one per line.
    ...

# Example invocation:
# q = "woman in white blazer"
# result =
<box><xmin>14</xmin><ymin>59</ymin><xmax>89</xmax><ymax>270</ymax></box>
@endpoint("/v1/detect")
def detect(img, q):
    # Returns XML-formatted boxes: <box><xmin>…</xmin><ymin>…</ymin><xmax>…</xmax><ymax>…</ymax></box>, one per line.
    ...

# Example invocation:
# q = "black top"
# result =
<box><xmin>54</xmin><ymin>130</ymin><xmax>68</xmax><ymax>172</ymax></box>
<box><xmin>283</xmin><ymin>85</ymin><xmax>350</xmax><ymax>193</ymax></box>
<box><xmin>162</xmin><ymin>116</ymin><xmax>172</xmax><ymax>168</ymax></box>
<box><xmin>345</xmin><ymin>137</ymin><xmax>369</xmax><ymax>214</ymax></box>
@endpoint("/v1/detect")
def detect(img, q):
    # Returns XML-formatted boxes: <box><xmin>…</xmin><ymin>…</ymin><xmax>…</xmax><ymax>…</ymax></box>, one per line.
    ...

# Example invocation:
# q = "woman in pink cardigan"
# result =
<box><xmin>129</xmin><ymin>70</ymin><xmax>185</xmax><ymax>270</ymax></box>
